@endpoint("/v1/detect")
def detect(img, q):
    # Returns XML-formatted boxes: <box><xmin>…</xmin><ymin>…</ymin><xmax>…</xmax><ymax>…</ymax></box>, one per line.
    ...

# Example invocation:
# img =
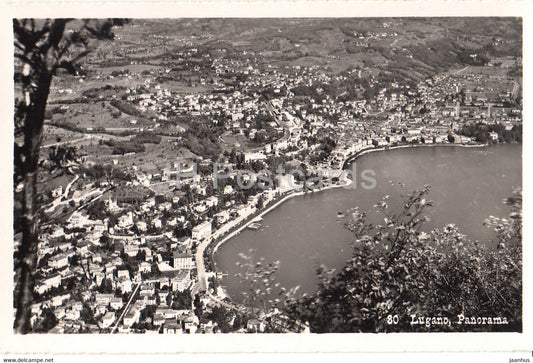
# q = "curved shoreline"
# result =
<box><xmin>205</xmin><ymin>142</ymin><xmax>490</xmax><ymax>280</ymax></box>
<box><xmin>211</xmin><ymin>190</ymin><xmax>305</xmax><ymax>255</ymax></box>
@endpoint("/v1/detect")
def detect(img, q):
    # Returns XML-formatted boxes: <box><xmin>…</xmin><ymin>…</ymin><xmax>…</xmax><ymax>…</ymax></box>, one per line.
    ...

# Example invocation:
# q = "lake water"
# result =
<box><xmin>213</xmin><ymin>144</ymin><xmax>522</xmax><ymax>301</ymax></box>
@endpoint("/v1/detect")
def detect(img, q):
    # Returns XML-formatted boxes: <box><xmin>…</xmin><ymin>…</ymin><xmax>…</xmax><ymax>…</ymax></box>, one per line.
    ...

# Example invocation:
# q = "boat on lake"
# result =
<box><xmin>247</xmin><ymin>222</ymin><xmax>262</xmax><ymax>230</ymax></box>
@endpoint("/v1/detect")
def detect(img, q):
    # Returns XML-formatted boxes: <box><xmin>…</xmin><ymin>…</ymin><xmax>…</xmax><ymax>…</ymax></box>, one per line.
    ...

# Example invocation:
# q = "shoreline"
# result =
<box><xmin>205</xmin><ymin>141</ymin><xmax>490</xmax><ymax>280</ymax></box>
<box><xmin>211</xmin><ymin>190</ymin><xmax>305</xmax><ymax>255</ymax></box>
<box><xmin>341</xmin><ymin>142</ymin><xmax>488</xmax><ymax>169</ymax></box>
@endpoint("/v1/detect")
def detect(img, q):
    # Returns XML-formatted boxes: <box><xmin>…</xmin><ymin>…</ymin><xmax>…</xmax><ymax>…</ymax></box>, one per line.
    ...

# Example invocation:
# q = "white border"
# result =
<box><xmin>0</xmin><ymin>0</ymin><xmax>531</xmax><ymax>354</ymax></box>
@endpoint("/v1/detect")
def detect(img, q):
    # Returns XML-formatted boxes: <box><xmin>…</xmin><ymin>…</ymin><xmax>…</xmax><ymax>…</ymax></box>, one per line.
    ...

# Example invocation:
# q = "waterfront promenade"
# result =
<box><xmin>193</xmin><ymin>190</ymin><xmax>304</xmax><ymax>294</ymax></box>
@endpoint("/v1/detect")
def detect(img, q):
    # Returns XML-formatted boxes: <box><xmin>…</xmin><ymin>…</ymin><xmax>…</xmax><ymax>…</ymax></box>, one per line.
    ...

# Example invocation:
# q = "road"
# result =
<box><xmin>40</xmin><ymin>175</ymin><xmax>79</xmax><ymax>212</ymax></box>
<box><xmin>44</xmin><ymin>187</ymin><xmax>102</xmax><ymax>214</ymax></box>
<box><xmin>40</xmin><ymin>186</ymin><xmax>113</xmax><ymax>228</ymax></box>
<box><xmin>193</xmin><ymin>207</ymin><xmax>259</xmax><ymax>295</ymax></box>
<box><xmin>193</xmin><ymin>238</ymin><xmax>213</xmax><ymax>295</ymax></box>
<box><xmin>451</xmin><ymin>65</ymin><xmax>470</xmax><ymax>75</ymax></box>
<box><xmin>263</xmin><ymin>100</ymin><xmax>283</xmax><ymax>127</ymax></box>
<box><xmin>42</xmin><ymin>135</ymin><xmax>93</xmax><ymax>148</ymax></box>
<box><xmin>110</xmin><ymin>283</ymin><xmax>140</xmax><ymax>333</ymax></box>
<box><xmin>259</xmin><ymin>100</ymin><xmax>295</xmax><ymax>148</ymax></box>
<box><xmin>108</xmin><ymin>233</ymin><xmax>167</xmax><ymax>241</ymax></box>
<box><xmin>363</xmin><ymin>105</ymin><xmax>395</xmax><ymax>117</ymax></box>
<box><xmin>207</xmin><ymin>291</ymin><xmax>245</xmax><ymax>311</ymax></box>
<box><xmin>63</xmin><ymin>175</ymin><xmax>79</xmax><ymax>199</ymax></box>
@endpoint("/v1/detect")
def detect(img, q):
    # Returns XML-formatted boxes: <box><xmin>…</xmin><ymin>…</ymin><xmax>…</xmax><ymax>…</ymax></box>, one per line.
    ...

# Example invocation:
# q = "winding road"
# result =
<box><xmin>451</xmin><ymin>65</ymin><xmax>470</xmax><ymax>75</ymax></box>
<box><xmin>42</xmin><ymin>135</ymin><xmax>93</xmax><ymax>148</ymax></box>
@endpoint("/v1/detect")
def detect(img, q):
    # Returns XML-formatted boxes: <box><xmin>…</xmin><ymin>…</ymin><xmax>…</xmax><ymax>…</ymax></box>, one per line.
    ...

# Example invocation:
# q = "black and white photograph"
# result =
<box><xmin>1</xmin><ymin>0</ymin><xmax>532</xmax><ymax>358</ymax></box>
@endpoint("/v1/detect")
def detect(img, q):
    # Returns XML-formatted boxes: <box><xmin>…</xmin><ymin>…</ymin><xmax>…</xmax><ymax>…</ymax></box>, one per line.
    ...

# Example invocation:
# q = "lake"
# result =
<box><xmin>213</xmin><ymin>144</ymin><xmax>522</xmax><ymax>301</ymax></box>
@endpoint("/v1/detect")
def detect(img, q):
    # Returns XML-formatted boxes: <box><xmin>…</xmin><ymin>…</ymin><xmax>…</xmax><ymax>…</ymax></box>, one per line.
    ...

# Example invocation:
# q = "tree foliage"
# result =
<box><xmin>235</xmin><ymin>249</ymin><xmax>281</xmax><ymax>316</ymax></box>
<box><xmin>459</xmin><ymin>122</ymin><xmax>522</xmax><ymax>144</ymax></box>
<box><xmin>33</xmin><ymin>307</ymin><xmax>57</xmax><ymax>333</ymax></box>
<box><xmin>171</xmin><ymin>289</ymin><xmax>193</xmax><ymax>310</ymax></box>
<box><xmin>48</xmin><ymin>145</ymin><xmax>78</xmax><ymax>171</ymax></box>
<box><xmin>235</xmin><ymin>249</ymin><xmax>301</xmax><ymax>333</ymax></box>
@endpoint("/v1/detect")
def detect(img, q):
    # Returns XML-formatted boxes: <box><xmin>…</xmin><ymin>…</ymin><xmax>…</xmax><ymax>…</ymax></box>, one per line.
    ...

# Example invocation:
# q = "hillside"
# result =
<box><xmin>108</xmin><ymin>17</ymin><xmax>522</xmax><ymax>80</ymax></box>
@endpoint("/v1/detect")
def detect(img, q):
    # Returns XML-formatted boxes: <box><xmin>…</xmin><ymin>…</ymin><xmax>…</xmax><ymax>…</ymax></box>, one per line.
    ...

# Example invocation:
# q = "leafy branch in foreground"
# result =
<box><xmin>13</xmin><ymin>18</ymin><xmax>128</xmax><ymax>334</ymax></box>
<box><xmin>235</xmin><ymin>249</ymin><xmax>302</xmax><ymax>332</ymax></box>
<box><xmin>236</xmin><ymin>249</ymin><xmax>281</xmax><ymax>316</ymax></box>
<box><xmin>281</xmin><ymin>187</ymin><xmax>521</xmax><ymax>332</ymax></box>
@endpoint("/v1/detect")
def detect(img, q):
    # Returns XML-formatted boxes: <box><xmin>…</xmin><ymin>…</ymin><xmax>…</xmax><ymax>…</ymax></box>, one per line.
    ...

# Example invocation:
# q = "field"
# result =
<box><xmin>219</xmin><ymin>132</ymin><xmax>266</xmax><ymax>153</ymax></box>
<box><xmin>79</xmin><ymin>135</ymin><xmax>198</xmax><ymax>175</ymax></box>
<box><xmin>42</xmin><ymin>125</ymin><xmax>87</xmax><ymax>147</ymax></box>
<box><xmin>107</xmin><ymin>18</ymin><xmax>520</xmax><ymax>79</ymax></box>
<box><xmin>155</xmin><ymin>79</ymin><xmax>211</xmax><ymax>95</ymax></box>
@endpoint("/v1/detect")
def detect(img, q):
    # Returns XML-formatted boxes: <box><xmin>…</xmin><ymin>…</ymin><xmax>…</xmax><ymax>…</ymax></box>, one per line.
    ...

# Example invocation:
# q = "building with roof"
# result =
<box><xmin>48</xmin><ymin>253</ymin><xmax>69</xmax><ymax>269</ymax></box>
<box><xmin>173</xmin><ymin>251</ymin><xmax>195</xmax><ymax>270</ymax></box>
<box><xmin>163</xmin><ymin>319</ymin><xmax>183</xmax><ymax>334</ymax></box>
<box><xmin>123</xmin><ymin>309</ymin><xmax>141</xmax><ymax>328</ymax></box>
<box><xmin>95</xmin><ymin>293</ymin><xmax>114</xmax><ymax>306</ymax></box>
